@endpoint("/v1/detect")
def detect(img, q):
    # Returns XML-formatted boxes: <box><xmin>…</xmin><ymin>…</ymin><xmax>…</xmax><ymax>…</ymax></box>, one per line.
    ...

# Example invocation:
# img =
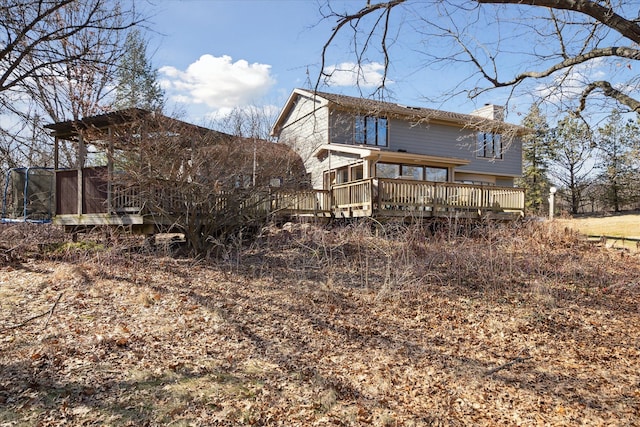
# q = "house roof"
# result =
<box><xmin>45</xmin><ymin>108</ymin><xmax>225</xmax><ymax>142</ymax></box>
<box><xmin>271</xmin><ymin>88</ymin><xmax>527</xmax><ymax>137</ymax></box>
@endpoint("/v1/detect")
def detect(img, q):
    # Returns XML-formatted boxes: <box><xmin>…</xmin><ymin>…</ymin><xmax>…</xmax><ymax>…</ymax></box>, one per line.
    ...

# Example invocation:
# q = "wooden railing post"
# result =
<box><xmin>433</xmin><ymin>182</ymin><xmax>439</xmax><ymax>213</ymax></box>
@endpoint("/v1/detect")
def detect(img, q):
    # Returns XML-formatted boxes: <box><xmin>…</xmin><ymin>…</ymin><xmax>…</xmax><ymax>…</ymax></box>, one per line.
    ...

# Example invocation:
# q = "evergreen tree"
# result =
<box><xmin>596</xmin><ymin>111</ymin><xmax>640</xmax><ymax>212</ymax></box>
<box><xmin>517</xmin><ymin>104</ymin><xmax>555</xmax><ymax>215</ymax></box>
<box><xmin>114</xmin><ymin>29</ymin><xmax>164</xmax><ymax>111</ymax></box>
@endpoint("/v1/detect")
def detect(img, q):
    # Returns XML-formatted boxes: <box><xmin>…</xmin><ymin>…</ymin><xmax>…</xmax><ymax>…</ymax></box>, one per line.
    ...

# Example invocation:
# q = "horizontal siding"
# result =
<box><xmin>496</xmin><ymin>177</ymin><xmax>515</xmax><ymax>187</ymax></box>
<box><xmin>454</xmin><ymin>172</ymin><xmax>496</xmax><ymax>184</ymax></box>
<box><xmin>278</xmin><ymin>98</ymin><xmax>522</xmax><ymax>189</ymax></box>
<box><xmin>327</xmin><ymin>112</ymin><xmax>522</xmax><ymax>178</ymax></box>
<box><xmin>278</xmin><ymin>95</ymin><xmax>330</xmax><ymax>189</ymax></box>
<box><xmin>389</xmin><ymin>119</ymin><xmax>522</xmax><ymax>177</ymax></box>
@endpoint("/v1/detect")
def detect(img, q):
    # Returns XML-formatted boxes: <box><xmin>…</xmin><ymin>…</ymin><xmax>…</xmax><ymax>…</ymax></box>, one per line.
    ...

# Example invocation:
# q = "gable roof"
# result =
<box><xmin>272</xmin><ymin>88</ymin><xmax>527</xmax><ymax>137</ymax></box>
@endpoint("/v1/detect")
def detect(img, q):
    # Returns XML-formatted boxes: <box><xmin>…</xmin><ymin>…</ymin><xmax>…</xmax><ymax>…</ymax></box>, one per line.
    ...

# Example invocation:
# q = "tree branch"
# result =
<box><xmin>577</xmin><ymin>80</ymin><xmax>640</xmax><ymax>114</ymax></box>
<box><xmin>478</xmin><ymin>0</ymin><xmax>640</xmax><ymax>44</ymax></box>
<box><xmin>485</xmin><ymin>355</ymin><xmax>532</xmax><ymax>376</ymax></box>
<box><xmin>3</xmin><ymin>293</ymin><xmax>63</xmax><ymax>331</ymax></box>
<box><xmin>318</xmin><ymin>0</ymin><xmax>405</xmax><ymax>92</ymax></box>
<box><xmin>487</xmin><ymin>46</ymin><xmax>640</xmax><ymax>88</ymax></box>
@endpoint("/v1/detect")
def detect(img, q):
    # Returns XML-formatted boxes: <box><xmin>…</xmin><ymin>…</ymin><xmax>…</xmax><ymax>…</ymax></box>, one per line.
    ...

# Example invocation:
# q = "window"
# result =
<box><xmin>477</xmin><ymin>132</ymin><xmax>502</xmax><ymax>159</ymax></box>
<box><xmin>350</xmin><ymin>164</ymin><xmax>364</xmax><ymax>181</ymax></box>
<box><xmin>355</xmin><ymin>115</ymin><xmax>388</xmax><ymax>146</ymax></box>
<box><xmin>401</xmin><ymin>165</ymin><xmax>424</xmax><ymax>180</ymax></box>
<box><xmin>324</xmin><ymin>171</ymin><xmax>336</xmax><ymax>189</ymax></box>
<box><xmin>336</xmin><ymin>167</ymin><xmax>349</xmax><ymax>184</ymax></box>
<box><xmin>425</xmin><ymin>167</ymin><xmax>448</xmax><ymax>182</ymax></box>
<box><xmin>375</xmin><ymin>163</ymin><xmax>400</xmax><ymax>178</ymax></box>
<box><xmin>376</xmin><ymin>163</ymin><xmax>448</xmax><ymax>182</ymax></box>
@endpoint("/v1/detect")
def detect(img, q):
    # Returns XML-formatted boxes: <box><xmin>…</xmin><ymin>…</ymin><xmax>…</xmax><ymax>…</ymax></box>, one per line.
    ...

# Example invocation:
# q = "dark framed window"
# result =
<box><xmin>401</xmin><ymin>165</ymin><xmax>424</xmax><ymax>180</ymax></box>
<box><xmin>350</xmin><ymin>164</ymin><xmax>364</xmax><ymax>181</ymax></box>
<box><xmin>425</xmin><ymin>167</ymin><xmax>448</xmax><ymax>182</ymax></box>
<box><xmin>355</xmin><ymin>115</ymin><xmax>388</xmax><ymax>146</ymax></box>
<box><xmin>375</xmin><ymin>163</ymin><xmax>400</xmax><ymax>178</ymax></box>
<box><xmin>477</xmin><ymin>132</ymin><xmax>502</xmax><ymax>159</ymax></box>
<box><xmin>336</xmin><ymin>167</ymin><xmax>349</xmax><ymax>184</ymax></box>
<box><xmin>376</xmin><ymin>163</ymin><xmax>448</xmax><ymax>182</ymax></box>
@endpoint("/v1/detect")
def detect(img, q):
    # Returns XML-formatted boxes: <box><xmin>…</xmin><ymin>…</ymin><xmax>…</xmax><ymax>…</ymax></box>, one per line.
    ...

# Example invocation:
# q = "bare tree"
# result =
<box><xmin>550</xmin><ymin>116</ymin><xmax>594</xmax><ymax>214</ymax></box>
<box><xmin>0</xmin><ymin>0</ymin><xmax>143</xmax><ymax>172</ymax></box>
<box><xmin>111</xmin><ymin>113</ymin><xmax>306</xmax><ymax>256</ymax></box>
<box><xmin>319</xmin><ymin>1</ymin><xmax>640</xmax><ymax>115</ymax></box>
<box><xmin>212</xmin><ymin>105</ymin><xmax>278</xmax><ymax>141</ymax></box>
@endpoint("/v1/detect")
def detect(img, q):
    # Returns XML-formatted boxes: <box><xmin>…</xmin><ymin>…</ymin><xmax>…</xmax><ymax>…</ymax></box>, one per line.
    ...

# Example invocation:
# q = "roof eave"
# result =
<box><xmin>270</xmin><ymin>89</ymin><xmax>330</xmax><ymax>137</ymax></box>
<box><xmin>313</xmin><ymin>143</ymin><xmax>470</xmax><ymax>167</ymax></box>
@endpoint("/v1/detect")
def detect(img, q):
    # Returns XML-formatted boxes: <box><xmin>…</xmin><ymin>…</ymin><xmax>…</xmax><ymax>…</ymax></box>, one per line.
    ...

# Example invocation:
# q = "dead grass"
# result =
<box><xmin>558</xmin><ymin>213</ymin><xmax>640</xmax><ymax>252</ymax></box>
<box><xmin>558</xmin><ymin>213</ymin><xmax>640</xmax><ymax>237</ymax></box>
<box><xmin>0</xmin><ymin>220</ymin><xmax>639</xmax><ymax>425</ymax></box>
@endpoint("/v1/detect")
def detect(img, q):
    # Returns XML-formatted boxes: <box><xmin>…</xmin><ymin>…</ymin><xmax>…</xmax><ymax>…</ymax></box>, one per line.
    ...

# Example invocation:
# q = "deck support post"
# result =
<box><xmin>77</xmin><ymin>133</ymin><xmax>85</xmax><ymax>216</ymax></box>
<box><xmin>107</xmin><ymin>126</ymin><xmax>113</xmax><ymax>214</ymax></box>
<box><xmin>54</xmin><ymin>136</ymin><xmax>59</xmax><ymax>170</ymax></box>
<box><xmin>433</xmin><ymin>182</ymin><xmax>439</xmax><ymax>215</ymax></box>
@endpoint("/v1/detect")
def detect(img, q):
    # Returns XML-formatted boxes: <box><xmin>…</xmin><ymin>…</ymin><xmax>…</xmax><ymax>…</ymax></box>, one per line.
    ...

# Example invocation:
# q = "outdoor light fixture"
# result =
<box><xmin>548</xmin><ymin>186</ymin><xmax>557</xmax><ymax>220</ymax></box>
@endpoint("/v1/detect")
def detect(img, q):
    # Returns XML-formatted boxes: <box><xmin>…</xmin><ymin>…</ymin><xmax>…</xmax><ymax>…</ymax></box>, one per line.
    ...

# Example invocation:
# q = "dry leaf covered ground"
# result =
<box><xmin>0</xmin><ymin>220</ymin><xmax>639</xmax><ymax>426</ymax></box>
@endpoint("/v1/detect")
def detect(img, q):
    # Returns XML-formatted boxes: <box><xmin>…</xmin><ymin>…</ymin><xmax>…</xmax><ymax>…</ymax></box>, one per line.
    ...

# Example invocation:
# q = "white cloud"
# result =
<box><xmin>533</xmin><ymin>58</ymin><xmax>607</xmax><ymax>104</ymax></box>
<box><xmin>323</xmin><ymin>62</ymin><xmax>389</xmax><ymax>88</ymax></box>
<box><xmin>159</xmin><ymin>54</ymin><xmax>276</xmax><ymax>110</ymax></box>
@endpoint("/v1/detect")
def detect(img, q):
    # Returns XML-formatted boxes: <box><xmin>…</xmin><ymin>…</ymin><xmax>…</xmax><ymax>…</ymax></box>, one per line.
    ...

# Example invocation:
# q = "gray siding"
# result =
<box><xmin>327</xmin><ymin>111</ymin><xmax>522</xmax><ymax>178</ymax></box>
<box><xmin>389</xmin><ymin>119</ymin><xmax>522</xmax><ymax>177</ymax></box>
<box><xmin>496</xmin><ymin>178</ymin><xmax>515</xmax><ymax>187</ymax></box>
<box><xmin>277</xmin><ymin>94</ymin><xmax>329</xmax><ymax>189</ymax></box>
<box><xmin>277</xmin><ymin>96</ymin><xmax>522</xmax><ymax>189</ymax></box>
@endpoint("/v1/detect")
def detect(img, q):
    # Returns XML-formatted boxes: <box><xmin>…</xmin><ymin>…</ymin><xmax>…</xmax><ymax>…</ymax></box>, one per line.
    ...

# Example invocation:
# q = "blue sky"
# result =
<box><xmin>145</xmin><ymin>0</ymin><xmax>618</xmax><ymax>127</ymax></box>
<box><xmin>148</xmin><ymin>0</ymin><xmax>346</xmax><ymax>124</ymax></box>
<box><xmin>146</xmin><ymin>0</ymin><xmax>495</xmax><ymax>126</ymax></box>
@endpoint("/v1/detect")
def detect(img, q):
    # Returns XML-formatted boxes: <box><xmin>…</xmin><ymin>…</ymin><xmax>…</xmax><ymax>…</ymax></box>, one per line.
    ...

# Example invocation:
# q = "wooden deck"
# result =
<box><xmin>54</xmin><ymin>171</ymin><xmax>525</xmax><ymax>232</ymax></box>
<box><xmin>329</xmin><ymin>179</ymin><xmax>525</xmax><ymax>219</ymax></box>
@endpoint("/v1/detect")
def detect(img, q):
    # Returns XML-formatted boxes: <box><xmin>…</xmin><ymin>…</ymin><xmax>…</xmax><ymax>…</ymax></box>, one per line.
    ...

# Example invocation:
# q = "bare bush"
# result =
<box><xmin>0</xmin><ymin>223</ymin><xmax>66</xmax><ymax>263</ymax></box>
<box><xmin>247</xmin><ymin>218</ymin><xmax>622</xmax><ymax>303</ymax></box>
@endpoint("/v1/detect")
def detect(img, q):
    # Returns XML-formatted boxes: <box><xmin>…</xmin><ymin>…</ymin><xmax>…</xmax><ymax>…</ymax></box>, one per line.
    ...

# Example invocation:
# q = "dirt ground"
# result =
<box><xmin>0</xmin><ymin>222</ymin><xmax>639</xmax><ymax>426</ymax></box>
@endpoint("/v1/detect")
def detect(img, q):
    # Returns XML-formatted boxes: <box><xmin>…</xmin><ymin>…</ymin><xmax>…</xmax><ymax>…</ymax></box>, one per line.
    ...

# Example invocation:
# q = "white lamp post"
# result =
<box><xmin>548</xmin><ymin>186</ymin><xmax>557</xmax><ymax>220</ymax></box>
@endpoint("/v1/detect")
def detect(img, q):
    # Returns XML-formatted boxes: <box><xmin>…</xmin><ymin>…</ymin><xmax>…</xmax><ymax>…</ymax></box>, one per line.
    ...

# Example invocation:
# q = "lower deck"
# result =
<box><xmin>53</xmin><ymin>174</ymin><xmax>525</xmax><ymax>233</ymax></box>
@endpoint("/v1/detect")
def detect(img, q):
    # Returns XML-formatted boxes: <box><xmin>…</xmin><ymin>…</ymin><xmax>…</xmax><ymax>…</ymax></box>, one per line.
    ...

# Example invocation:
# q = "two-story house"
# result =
<box><xmin>271</xmin><ymin>89</ymin><xmax>526</xmax><ymax>218</ymax></box>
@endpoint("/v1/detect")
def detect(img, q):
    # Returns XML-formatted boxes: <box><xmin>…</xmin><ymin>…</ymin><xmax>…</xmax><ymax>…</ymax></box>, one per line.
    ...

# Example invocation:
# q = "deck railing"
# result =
<box><xmin>110</xmin><ymin>183</ymin><xmax>331</xmax><ymax>217</ymax></box>
<box><xmin>63</xmin><ymin>169</ymin><xmax>524</xmax><ymax>220</ymax></box>
<box><xmin>332</xmin><ymin>180</ymin><xmax>374</xmax><ymax>216</ymax></box>
<box><xmin>376</xmin><ymin>179</ymin><xmax>524</xmax><ymax>213</ymax></box>
<box><xmin>112</xmin><ymin>184</ymin><xmax>143</xmax><ymax>213</ymax></box>
<box><xmin>272</xmin><ymin>189</ymin><xmax>330</xmax><ymax>215</ymax></box>
<box><xmin>328</xmin><ymin>179</ymin><xmax>524</xmax><ymax>216</ymax></box>
<box><xmin>113</xmin><ymin>182</ymin><xmax>526</xmax><ymax>218</ymax></box>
